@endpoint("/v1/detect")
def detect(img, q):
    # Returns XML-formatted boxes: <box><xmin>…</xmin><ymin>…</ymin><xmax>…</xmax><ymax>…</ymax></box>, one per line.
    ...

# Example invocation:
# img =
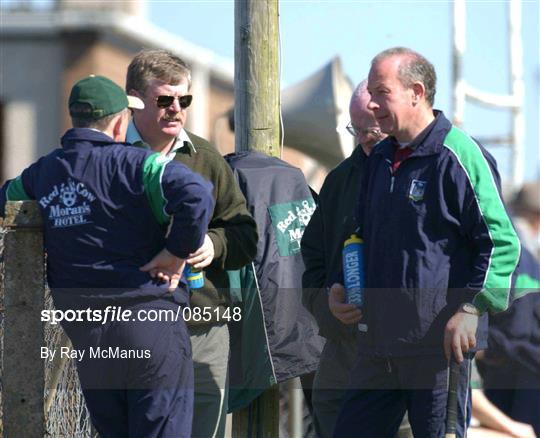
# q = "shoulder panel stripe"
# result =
<box><xmin>142</xmin><ymin>153</ymin><xmax>170</xmax><ymax>226</ymax></box>
<box><xmin>443</xmin><ymin>126</ymin><xmax>521</xmax><ymax>313</ymax></box>
<box><xmin>7</xmin><ymin>176</ymin><xmax>31</xmax><ymax>201</ymax></box>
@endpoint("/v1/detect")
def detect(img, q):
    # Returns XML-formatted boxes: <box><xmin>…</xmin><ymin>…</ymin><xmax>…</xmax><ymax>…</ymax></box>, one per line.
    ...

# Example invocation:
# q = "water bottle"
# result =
<box><xmin>342</xmin><ymin>234</ymin><xmax>365</xmax><ymax>308</ymax></box>
<box><xmin>184</xmin><ymin>265</ymin><xmax>204</xmax><ymax>289</ymax></box>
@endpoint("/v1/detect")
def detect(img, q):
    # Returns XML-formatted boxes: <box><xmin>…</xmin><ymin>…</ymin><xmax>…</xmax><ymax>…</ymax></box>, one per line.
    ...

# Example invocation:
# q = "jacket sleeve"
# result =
<box><xmin>443</xmin><ymin>129</ymin><xmax>521</xmax><ymax>313</ymax></box>
<box><xmin>0</xmin><ymin>167</ymin><xmax>36</xmax><ymax>217</ymax></box>
<box><xmin>301</xmin><ymin>201</ymin><xmax>326</xmax><ymax>290</ymax></box>
<box><xmin>206</xmin><ymin>158</ymin><xmax>258</xmax><ymax>271</ymax></box>
<box><xmin>301</xmin><ymin>202</ymin><xmax>333</xmax><ymax>336</ymax></box>
<box><xmin>142</xmin><ymin>153</ymin><xmax>215</xmax><ymax>258</ymax></box>
<box><xmin>301</xmin><ymin>177</ymin><xmax>357</xmax><ymax>340</ymax></box>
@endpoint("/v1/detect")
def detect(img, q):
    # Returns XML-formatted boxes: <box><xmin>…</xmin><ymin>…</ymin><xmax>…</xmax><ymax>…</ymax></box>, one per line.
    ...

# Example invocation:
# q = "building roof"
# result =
<box><xmin>1</xmin><ymin>8</ymin><xmax>234</xmax><ymax>84</ymax></box>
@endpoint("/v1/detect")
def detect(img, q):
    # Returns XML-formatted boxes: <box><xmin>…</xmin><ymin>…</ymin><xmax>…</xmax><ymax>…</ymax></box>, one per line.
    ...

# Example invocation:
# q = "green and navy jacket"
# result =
<box><xmin>0</xmin><ymin>128</ymin><xmax>214</xmax><ymax>307</ymax></box>
<box><xmin>356</xmin><ymin>111</ymin><xmax>521</xmax><ymax>356</ymax></box>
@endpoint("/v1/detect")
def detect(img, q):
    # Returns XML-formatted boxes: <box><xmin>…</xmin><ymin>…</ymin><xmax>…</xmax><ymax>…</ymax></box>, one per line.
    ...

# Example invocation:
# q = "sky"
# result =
<box><xmin>4</xmin><ymin>0</ymin><xmax>540</xmax><ymax>184</ymax></box>
<box><xmin>149</xmin><ymin>0</ymin><xmax>540</xmax><ymax>185</ymax></box>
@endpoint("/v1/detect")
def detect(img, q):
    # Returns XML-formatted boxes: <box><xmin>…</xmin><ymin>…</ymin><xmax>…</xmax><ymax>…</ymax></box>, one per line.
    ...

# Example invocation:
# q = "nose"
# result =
<box><xmin>169</xmin><ymin>98</ymin><xmax>182</xmax><ymax>112</ymax></box>
<box><xmin>367</xmin><ymin>98</ymin><xmax>378</xmax><ymax>111</ymax></box>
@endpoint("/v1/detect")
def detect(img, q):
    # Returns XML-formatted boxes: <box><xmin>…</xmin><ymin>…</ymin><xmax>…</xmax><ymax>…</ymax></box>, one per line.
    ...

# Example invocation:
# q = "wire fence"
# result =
<box><xmin>0</xmin><ymin>227</ymin><xmax>315</xmax><ymax>437</ymax></box>
<box><xmin>0</xmin><ymin>229</ymin><xmax>94</xmax><ymax>437</ymax></box>
<box><xmin>43</xmin><ymin>290</ymin><xmax>94</xmax><ymax>437</ymax></box>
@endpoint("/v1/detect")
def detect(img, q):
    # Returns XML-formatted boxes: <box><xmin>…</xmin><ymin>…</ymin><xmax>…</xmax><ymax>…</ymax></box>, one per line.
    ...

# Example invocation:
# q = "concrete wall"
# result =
<box><xmin>1</xmin><ymin>37</ymin><xmax>63</xmax><ymax>180</ymax></box>
<box><xmin>61</xmin><ymin>33</ymin><xmax>135</xmax><ymax>132</ymax></box>
<box><xmin>0</xmin><ymin>29</ymin><xmax>236</xmax><ymax>184</ymax></box>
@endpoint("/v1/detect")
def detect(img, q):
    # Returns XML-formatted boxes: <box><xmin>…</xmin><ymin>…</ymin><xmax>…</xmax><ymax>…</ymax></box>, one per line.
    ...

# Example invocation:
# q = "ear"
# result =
<box><xmin>111</xmin><ymin>112</ymin><xmax>128</xmax><ymax>142</ymax></box>
<box><xmin>411</xmin><ymin>82</ymin><xmax>425</xmax><ymax>106</ymax></box>
<box><xmin>129</xmin><ymin>89</ymin><xmax>142</xmax><ymax>98</ymax></box>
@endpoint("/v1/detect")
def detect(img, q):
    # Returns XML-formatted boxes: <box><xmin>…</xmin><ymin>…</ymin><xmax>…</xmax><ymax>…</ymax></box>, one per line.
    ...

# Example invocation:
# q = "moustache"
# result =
<box><xmin>162</xmin><ymin>114</ymin><xmax>182</xmax><ymax>122</ymax></box>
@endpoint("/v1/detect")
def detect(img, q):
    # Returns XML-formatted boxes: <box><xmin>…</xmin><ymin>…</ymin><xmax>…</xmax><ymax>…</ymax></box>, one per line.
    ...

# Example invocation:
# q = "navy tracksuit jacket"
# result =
<box><xmin>0</xmin><ymin>128</ymin><xmax>213</xmax><ymax>296</ymax></box>
<box><xmin>355</xmin><ymin>111</ymin><xmax>521</xmax><ymax>357</ymax></box>
<box><xmin>0</xmin><ymin>128</ymin><xmax>214</xmax><ymax>437</ymax></box>
<box><xmin>334</xmin><ymin>112</ymin><xmax>521</xmax><ymax>438</ymax></box>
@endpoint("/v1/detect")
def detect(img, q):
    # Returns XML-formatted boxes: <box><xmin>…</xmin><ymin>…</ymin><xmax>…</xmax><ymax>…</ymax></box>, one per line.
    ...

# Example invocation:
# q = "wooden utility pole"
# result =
<box><xmin>233</xmin><ymin>0</ymin><xmax>280</xmax><ymax>436</ymax></box>
<box><xmin>234</xmin><ymin>0</ymin><xmax>280</xmax><ymax>157</ymax></box>
<box><xmin>2</xmin><ymin>201</ymin><xmax>45</xmax><ymax>437</ymax></box>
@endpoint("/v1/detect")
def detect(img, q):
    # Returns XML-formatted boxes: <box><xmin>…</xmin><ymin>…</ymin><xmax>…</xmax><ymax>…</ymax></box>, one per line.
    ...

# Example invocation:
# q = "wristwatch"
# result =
<box><xmin>459</xmin><ymin>302</ymin><xmax>480</xmax><ymax>316</ymax></box>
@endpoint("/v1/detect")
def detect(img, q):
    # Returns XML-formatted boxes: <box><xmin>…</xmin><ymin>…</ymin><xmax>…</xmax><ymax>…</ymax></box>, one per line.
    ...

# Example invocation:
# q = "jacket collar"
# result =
<box><xmin>61</xmin><ymin>128</ymin><xmax>125</xmax><ymax>149</ymax></box>
<box><xmin>126</xmin><ymin>120</ymin><xmax>196</xmax><ymax>156</ymax></box>
<box><xmin>373</xmin><ymin>110</ymin><xmax>451</xmax><ymax>161</ymax></box>
<box><xmin>350</xmin><ymin>144</ymin><xmax>368</xmax><ymax>169</ymax></box>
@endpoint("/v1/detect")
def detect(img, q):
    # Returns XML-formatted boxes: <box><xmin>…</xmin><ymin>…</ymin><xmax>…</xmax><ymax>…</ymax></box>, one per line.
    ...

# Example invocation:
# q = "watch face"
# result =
<box><xmin>462</xmin><ymin>303</ymin><xmax>478</xmax><ymax>315</ymax></box>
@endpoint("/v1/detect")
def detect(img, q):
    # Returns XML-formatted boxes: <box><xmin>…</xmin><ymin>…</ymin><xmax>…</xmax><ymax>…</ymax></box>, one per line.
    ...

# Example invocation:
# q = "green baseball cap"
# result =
<box><xmin>69</xmin><ymin>75</ymin><xmax>144</xmax><ymax>120</ymax></box>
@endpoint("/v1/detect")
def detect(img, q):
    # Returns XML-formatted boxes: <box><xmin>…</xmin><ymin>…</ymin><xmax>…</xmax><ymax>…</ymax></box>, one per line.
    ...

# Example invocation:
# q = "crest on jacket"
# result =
<box><xmin>40</xmin><ymin>178</ymin><xmax>96</xmax><ymax>228</ymax></box>
<box><xmin>268</xmin><ymin>198</ymin><xmax>316</xmax><ymax>256</ymax></box>
<box><xmin>409</xmin><ymin>179</ymin><xmax>427</xmax><ymax>202</ymax></box>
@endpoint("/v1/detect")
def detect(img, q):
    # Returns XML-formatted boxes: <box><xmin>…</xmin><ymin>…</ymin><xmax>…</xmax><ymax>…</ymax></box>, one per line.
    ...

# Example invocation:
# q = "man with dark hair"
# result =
<box><xmin>331</xmin><ymin>47</ymin><xmax>521</xmax><ymax>437</ymax></box>
<box><xmin>301</xmin><ymin>80</ymin><xmax>386</xmax><ymax>438</ymax></box>
<box><xmin>0</xmin><ymin>75</ymin><xmax>215</xmax><ymax>437</ymax></box>
<box><xmin>126</xmin><ymin>49</ymin><xmax>258</xmax><ymax>438</ymax></box>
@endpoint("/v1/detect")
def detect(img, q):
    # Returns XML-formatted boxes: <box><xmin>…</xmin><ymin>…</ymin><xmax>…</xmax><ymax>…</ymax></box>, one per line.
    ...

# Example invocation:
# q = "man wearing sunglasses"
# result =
<box><xmin>126</xmin><ymin>49</ymin><xmax>258</xmax><ymax>438</ymax></box>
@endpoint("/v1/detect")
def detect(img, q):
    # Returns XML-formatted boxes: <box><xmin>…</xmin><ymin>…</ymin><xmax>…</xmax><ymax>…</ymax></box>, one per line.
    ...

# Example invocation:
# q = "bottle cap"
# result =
<box><xmin>344</xmin><ymin>233</ymin><xmax>363</xmax><ymax>246</ymax></box>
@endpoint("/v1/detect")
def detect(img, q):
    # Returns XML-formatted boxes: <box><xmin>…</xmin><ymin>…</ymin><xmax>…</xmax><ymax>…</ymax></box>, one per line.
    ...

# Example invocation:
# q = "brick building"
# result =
<box><xmin>1</xmin><ymin>0</ymin><xmax>352</xmax><ymax>190</ymax></box>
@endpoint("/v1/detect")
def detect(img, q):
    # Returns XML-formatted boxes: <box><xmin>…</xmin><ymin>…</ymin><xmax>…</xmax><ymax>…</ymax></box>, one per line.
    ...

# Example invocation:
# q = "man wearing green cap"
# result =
<box><xmin>0</xmin><ymin>75</ymin><xmax>215</xmax><ymax>437</ymax></box>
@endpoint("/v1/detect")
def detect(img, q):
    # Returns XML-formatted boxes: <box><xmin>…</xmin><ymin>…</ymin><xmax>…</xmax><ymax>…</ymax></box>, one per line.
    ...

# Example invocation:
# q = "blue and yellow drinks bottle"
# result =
<box><xmin>184</xmin><ymin>265</ymin><xmax>204</xmax><ymax>289</ymax></box>
<box><xmin>342</xmin><ymin>234</ymin><xmax>365</xmax><ymax>308</ymax></box>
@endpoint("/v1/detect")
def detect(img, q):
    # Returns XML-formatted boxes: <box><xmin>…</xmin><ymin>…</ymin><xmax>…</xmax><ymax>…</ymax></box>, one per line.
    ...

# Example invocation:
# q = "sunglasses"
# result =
<box><xmin>155</xmin><ymin>94</ymin><xmax>193</xmax><ymax>109</ymax></box>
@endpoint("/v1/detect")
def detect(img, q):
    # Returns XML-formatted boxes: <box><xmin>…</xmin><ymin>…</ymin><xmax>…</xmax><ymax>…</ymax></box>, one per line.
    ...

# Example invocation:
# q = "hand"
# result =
<box><xmin>186</xmin><ymin>234</ymin><xmax>215</xmax><ymax>269</ymax></box>
<box><xmin>444</xmin><ymin>310</ymin><xmax>478</xmax><ymax>362</ymax></box>
<box><xmin>328</xmin><ymin>283</ymin><xmax>363</xmax><ymax>325</ymax></box>
<box><xmin>140</xmin><ymin>248</ymin><xmax>186</xmax><ymax>292</ymax></box>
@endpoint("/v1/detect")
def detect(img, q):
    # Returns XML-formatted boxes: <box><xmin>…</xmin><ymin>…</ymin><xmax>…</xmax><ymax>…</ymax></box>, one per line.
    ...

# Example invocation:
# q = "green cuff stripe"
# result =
<box><xmin>142</xmin><ymin>153</ymin><xmax>170</xmax><ymax>225</ymax></box>
<box><xmin>7</xmin><ymin>176</ymin><xmax>31</xmax><ymax>201</ymax></box>
<box><xmin>444</xmin><ymin>126</ymin><xmax>521</xmax><ymax>313</ymax></box>
<box><xmin>513</xmin><ymin>273</ymin><xmax>540</xmax><ymax>300</ymax></box>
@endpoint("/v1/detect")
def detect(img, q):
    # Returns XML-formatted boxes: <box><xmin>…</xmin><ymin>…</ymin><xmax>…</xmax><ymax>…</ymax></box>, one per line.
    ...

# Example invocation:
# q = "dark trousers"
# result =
<box><xmin>333</xmin><ymin>354</ymin><xmax>472</xmax><ymax>438</ymax></box>
<box><xmin>61</xmin><ymin>299</ymin><xmax>193</xmax><ymax>438</ymax></box>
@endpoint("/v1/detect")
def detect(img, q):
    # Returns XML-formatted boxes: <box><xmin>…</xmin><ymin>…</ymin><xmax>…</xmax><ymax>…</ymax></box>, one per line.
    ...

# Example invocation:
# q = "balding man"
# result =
<box><xmin>301</xmin><ymin>80</ymin><xmax>385</xmax><ymax>438</ymax></box>
<box><xmin>331</xmin><ymin>47</ymin><xmax>521</xmax><ymax>438</ymax></box>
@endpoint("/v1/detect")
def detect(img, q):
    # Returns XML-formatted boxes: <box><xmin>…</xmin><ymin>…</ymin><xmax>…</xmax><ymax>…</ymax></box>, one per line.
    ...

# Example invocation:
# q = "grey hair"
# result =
<box><xmin>372</xmin><ymin>47</ymin><xmax>437</xmax><ymax>106</ymax></box>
